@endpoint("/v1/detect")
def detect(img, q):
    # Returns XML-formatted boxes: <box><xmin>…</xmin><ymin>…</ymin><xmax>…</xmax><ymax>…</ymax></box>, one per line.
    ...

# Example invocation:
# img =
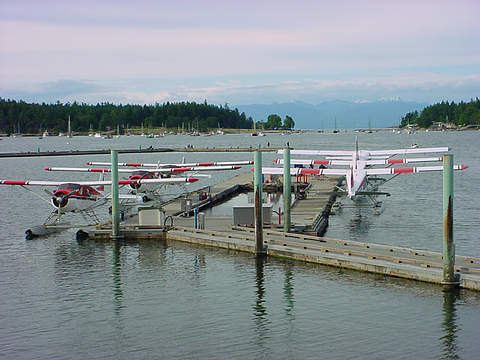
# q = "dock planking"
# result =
<box><xmin>85</xmin><ymin>172</ymin><xmax>480</xmax><ymax>291</ymax></box>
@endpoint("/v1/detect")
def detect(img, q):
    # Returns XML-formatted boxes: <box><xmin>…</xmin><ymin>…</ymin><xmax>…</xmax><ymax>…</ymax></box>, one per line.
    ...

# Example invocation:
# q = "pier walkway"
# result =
<box><xmin>87</xmin><ymin>171</ymin><xmax>480</xmax><ymax>291</ymax></box>
<box><xmin>166</xmin><ymin>226</ymin><xmax>480</xmax><ymax>290</ymax></box>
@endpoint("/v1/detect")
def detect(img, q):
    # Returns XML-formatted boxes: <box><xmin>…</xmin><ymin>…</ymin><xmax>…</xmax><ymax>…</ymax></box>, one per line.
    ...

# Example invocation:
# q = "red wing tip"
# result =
<box><xmin>233</xmin><ymin>166</ymin><xmax>241</xmax><ymax>169</ymax></box>
<box><xmin>86</xmin><ymin>162</ymin><xmax>92</xmax><ymax>165</ymax></box>
<box><xmin>44</xmin><ymin>167</ymin><xmax>51</xmax><ymax>171</ymax></box>
<box><xmin>461</xmin><ymin>165</ymin><xmax>468</xmax><ymax>170</ymax></box>
<box><xmin>187</xmin><ymin>177</ymin><xmax>199</xmax><ymax>183</ymax></box>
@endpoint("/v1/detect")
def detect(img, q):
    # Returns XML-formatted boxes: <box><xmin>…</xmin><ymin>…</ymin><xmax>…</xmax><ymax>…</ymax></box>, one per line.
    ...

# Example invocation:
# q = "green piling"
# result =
<box><xmin>111</xmin><ymin>150</ymin><xmax>120</xmax><ymax>239</ymax></box>
<box><xmin>283</xmin><ymin>147</ymin><xmax>291</xmax><ymax>232</ymax></box>
<box><xmin>254</xmin><ymin>147</ymin><xmax>265</xmax><ymax>256</ymax></box>
<box><xmin>442</xmin><ymin>154</ymin><xmax>457</xmax><ymax>287</ymax></box>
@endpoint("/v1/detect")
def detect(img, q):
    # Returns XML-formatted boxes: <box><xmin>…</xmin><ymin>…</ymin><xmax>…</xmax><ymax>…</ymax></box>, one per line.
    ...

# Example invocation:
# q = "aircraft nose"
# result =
<box><xmin>52</xmin><ymin>193</ymin><xmax>68</xmax><ymax>208</ymax></box>
<box><xmin>129</xmin><ymin>176</ymin><xmax>142</xmax><ymax>189</ymax></box>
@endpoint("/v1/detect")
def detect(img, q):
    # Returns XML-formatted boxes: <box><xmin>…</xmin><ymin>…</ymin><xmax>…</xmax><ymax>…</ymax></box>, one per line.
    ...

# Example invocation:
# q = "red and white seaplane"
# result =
<box><xmin>264</xmin><ymin>139</ymin><xmax>468</xmax><ymax>211</ymax></box>
<box><xmin>0</xmin><ymin>176</ymin><xmax>198</xmax><ymax>224</ymax></box>
<box><xmin>44</xmin><ymin>164</ymin><xmax>241</xmax><ymax>195</ymax></box>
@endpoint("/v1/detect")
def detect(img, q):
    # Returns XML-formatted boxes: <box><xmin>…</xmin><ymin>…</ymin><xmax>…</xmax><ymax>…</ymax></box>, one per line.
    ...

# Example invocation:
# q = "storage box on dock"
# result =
<box><xmin>138</xmin><ymin>207</ymin><xmax>165</xmax><ymax>226</ymax></box>
<box><xmin>232</xmin><ymin>205</ymin><xmax>272</xmax><ymax>226</ymax></box>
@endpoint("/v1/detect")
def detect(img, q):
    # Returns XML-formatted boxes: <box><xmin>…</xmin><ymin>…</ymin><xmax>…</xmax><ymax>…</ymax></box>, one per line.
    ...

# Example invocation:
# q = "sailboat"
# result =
<box><xmin>333</xmin><ymin>117</ymin><xmax>339</xmax><ymax>133</ymax></box>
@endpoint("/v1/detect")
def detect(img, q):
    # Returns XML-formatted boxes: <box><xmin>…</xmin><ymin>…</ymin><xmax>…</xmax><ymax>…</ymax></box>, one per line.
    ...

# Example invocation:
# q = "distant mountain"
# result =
<box><xmin>235</xmin><ymin>100</ymin><xmax>428</xmax><ymax>129</ymax></box>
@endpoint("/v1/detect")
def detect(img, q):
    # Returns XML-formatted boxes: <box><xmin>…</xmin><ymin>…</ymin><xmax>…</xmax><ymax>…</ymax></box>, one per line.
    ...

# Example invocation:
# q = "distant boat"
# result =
<box><xmin>333</xmin><ymin>117</ymin><xmax>339</xmax><ymax>133</ymax></box>
<box><xmin>94</xmin><ymin>133</ymin><xmax>102</xmax><ymax>138</ymax></box>
<box><xmin>42</xmin><ymin>130</ymin><xmax>50</xmax><ymax>137</ymax></box>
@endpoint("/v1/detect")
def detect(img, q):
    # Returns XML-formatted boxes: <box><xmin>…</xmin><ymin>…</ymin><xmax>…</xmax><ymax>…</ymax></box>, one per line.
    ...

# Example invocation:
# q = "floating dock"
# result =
<box><xmin>0</xmin><ymin>147</ymin><xmax>278</xmax><ymax>158</ymax></box>
<box><xmin>83</xmin><ymin>172</ymin><xmax>480</xmax><ymax>291</ymax></box>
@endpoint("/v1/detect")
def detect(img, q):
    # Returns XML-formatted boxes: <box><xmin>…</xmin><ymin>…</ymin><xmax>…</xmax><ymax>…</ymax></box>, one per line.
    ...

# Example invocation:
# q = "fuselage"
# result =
<box><xmin>51</xmin><ymin>183</ymin><xmax>102</xmax><ymax>212</ymax></box>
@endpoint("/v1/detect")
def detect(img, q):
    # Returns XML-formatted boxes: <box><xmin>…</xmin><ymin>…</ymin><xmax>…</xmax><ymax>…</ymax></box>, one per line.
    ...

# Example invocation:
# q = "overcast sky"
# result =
<box><xmin>1</xmin><ymin>0</ymin><xmax>479</xmax><ymax>105</ymax></box>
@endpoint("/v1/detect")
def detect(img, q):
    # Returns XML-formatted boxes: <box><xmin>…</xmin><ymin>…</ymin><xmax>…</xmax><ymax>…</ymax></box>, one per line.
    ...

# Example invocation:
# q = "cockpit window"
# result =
<box><xmin>60</xmin><ymin>183</ymin><xmax>81</xmax><ymax>191</ymax></box>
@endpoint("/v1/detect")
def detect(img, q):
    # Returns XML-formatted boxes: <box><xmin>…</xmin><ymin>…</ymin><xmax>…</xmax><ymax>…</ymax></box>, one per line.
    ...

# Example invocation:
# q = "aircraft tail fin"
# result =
<box><xmin>97</xmin><ymin>171</ymin><xmax>105</xmax><ymax>191</ymax></box>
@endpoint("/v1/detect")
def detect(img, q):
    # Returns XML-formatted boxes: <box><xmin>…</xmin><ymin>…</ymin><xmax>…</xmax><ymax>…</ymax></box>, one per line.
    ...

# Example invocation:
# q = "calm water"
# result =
<box><xmin>1</xmin><ymin>131</ymin><xmax>479</xmax><ymax>359</ymax></box>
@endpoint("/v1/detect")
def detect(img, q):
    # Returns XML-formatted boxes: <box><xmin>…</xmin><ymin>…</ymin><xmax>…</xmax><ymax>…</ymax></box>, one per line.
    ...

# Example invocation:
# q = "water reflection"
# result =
<box><xmin>253</xmin><ymin>256</ymin><xmax>269</xmax><ymax>353</ymax></box>
<box><xmin>283</xmin><ymin>262</ymin><xmax>295</xmax><ymax>318</ymax></box>
<box><xmin>348</xmin><ymin>208</ymin><xmax>372</xmax><ymax>238</ymax></box>
<box><xmin>112</xmin><ymin>241</ymin><xmax>124</xmax><ymax>315</ymax></box>
<box><xmin>441</xmin><ymin>289</ymin><xmax>460</xmax><ymax>360</ymax></box>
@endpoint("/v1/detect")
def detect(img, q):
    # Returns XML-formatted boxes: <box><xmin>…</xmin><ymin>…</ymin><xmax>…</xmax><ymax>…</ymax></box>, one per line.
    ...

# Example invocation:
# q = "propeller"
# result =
<box><xmin>51</xmin><ymin>190</ymin><xmax>75</xmax><ymax>208</ymax></box>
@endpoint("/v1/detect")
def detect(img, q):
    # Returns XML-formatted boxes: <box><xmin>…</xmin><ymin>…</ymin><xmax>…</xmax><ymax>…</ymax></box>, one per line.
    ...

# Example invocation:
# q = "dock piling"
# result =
<box><xmin>111</xmin><ymin>150</ymin><xmax>120</xmax><ymax>239</ymax></box>
<box><xmin>443</xmin><ymin>154</ymin><xmax>458</xmax><ymax>288</ymax></box>
<box><xmin>254</xmin><ymin>148</ymin><xmax>265</xmax><ymax>256</ymax></box>
<box><xmin>283</xmin><ymin>147</ymin><xmax>291</xmax><ymax>232</ymax></box>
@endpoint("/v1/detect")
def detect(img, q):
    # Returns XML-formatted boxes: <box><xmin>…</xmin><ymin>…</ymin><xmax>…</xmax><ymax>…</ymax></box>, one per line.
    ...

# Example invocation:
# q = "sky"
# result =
<box><xmin>0</xmin><ymin>0</ymin><xmax>479</xmax><ymax>106</ymax></box>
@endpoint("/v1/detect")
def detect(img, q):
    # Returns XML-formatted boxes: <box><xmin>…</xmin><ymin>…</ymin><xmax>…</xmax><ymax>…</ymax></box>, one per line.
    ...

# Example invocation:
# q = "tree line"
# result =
<box><xmin>0</xmin><ymin>99</ymin><xmax>255</xmax><ymax>134</ymax></box>
<box><xmin>400</xmin><ymin>98</ymin><xmax>480</xmax><ymax>128</ymax></box>
<box><xmin>257</xmin><ymin>114</ymin><xmax>295</xmax><ymax>130</ymax></box>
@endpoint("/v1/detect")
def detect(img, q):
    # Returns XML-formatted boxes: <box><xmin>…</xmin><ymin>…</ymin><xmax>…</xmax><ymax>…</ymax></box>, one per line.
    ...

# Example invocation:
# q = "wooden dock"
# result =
<box><xmin>84</xmin><ymin>172</ymin><xmax>480</xmax><ymax>291</ymax></box>
<box><xmin>0</xmin><ymin>147</ymin><xmax>278</xmax><ymax>158</ymax></box>
<box><xmin>165</xmin><ymin>226</ymin><xmax>480</xmax><ymax>291</ymax></box>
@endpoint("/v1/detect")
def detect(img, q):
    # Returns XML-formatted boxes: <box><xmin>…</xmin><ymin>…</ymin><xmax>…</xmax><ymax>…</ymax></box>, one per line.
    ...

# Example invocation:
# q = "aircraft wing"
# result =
<box><xmin>45</xmin><ymin>165</ymin><xmax>240</xmax><ymax>173</ymax></box>
<box><xmin>259</xmin><ymin>167</ymin><xmax>349</xmax><ymax>176</ymax></box>
<box><xmin>278</xmin><ymin>149</ymin><xmax>353</xmax><ymax>156</ymax></box>
<box><xmin>365</xmin><ymin>157</ymin><xmax>443</xmax><ymax>165</ymax></box>
<box><xmin>274</xmin><ymin>159</ymin><xmax>352</xmax><ymax>166</ymax></box>
<box><xmin>367</xmin><ymin>147</ymin><xmax>449</xmax><ymax>156</ymax></box>
<box><xmin>162</xmin><ymin>165</ymin><xmax>241</xmax><ymax>173</ymax></box>
<box><xmin>86</xmin><ymin>161</ymin><xmax>253</xmax><ymax>167</ymax></box>
<box><xmin>274</xmin><ymin>157</ymin><xmax>444</xmax><ymax>166</ymax></box>
<box><xmin>278</xmin><ymin>147</ymin><xmax>449</xmax><ymax>157</ymax></box>
<box><xmin>0</xmin><ymin>178</ymin><xmax>199</xmax><ymax>187</ymax></box>
<box><xmin>365</xmin><ymin>164</ymin><xmax>468</xmax><ymax>175</ymax></box>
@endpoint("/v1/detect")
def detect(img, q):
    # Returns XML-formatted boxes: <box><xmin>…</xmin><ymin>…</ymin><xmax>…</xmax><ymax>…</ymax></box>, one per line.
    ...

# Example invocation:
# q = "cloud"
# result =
<box><xmin>4</xmin><ymin>72</ymin><xmax>478</xmax><ymax>106</ymax></box>
<box><xmin>0</xmin><ymin>1</ymin><xmax>479</xmax><ymax>105</ymax></box>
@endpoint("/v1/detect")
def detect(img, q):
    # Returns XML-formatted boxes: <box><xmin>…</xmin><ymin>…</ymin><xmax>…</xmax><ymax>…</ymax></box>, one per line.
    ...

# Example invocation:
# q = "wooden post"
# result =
<box><xmin>111</xmin><ymin>150</ymin><xmax>120</xmax><ymax>239</ymax></box>
<box><xmin>443</xmin><ymin>154</ymin><xmax>458</xmax><ymax>287</ymax></box>
<box><xmin>254</xmin><ymin>148</ymin><xmax>265</xmax><ymax>256</ymax></box>
<box><xmin>283</xmin><ymin>147</ymin><xmax>291</xmax><ymax>232</ymax></box>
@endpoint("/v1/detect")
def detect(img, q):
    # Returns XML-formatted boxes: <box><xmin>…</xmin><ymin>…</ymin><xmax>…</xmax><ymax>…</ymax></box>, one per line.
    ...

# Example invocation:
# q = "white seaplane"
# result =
<box><xmin>0</xmin><ymin>176</ymin><xmax>198</xmax><ymax>224</ymax></box>
<box><xmin>264</xmin><ymin>139</ymin><xmax>468</xmax><ymax>211</ymax></box>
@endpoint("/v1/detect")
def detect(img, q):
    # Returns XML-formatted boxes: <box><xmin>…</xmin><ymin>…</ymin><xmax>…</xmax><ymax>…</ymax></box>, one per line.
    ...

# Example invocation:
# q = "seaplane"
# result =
<box><xmin>0</xmin><ymin>176</ymin><xmax>199</xmax><ymax>225</ymax></box>
<box><xmin>263</xmin><ymin>138</ymin><xmax>468</xmax><ymax>212</ymax></box>
<box><xmin>44</xmin><ymin>164</ymin><xmax>242</xmax><ymax>196</ymax></box>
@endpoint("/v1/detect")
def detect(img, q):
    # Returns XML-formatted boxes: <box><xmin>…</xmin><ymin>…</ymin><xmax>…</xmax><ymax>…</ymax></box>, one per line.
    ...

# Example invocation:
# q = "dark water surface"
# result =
<box><xmin>1</xmin><ymin>131</ymin><xmax>479</xmax><ymax>359</ymax></box>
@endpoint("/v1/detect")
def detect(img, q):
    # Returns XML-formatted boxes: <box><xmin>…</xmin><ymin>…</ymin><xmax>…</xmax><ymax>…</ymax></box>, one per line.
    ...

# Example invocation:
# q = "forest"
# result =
<box><xmin>0</xmin><ymin>99</ymin><xmax>255</xmax><ymax>134</ymax></box>
<box><xmin>400</xmin><ymin>98</ymin><xmax>480</xmax><ymax>128</ymax></box>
